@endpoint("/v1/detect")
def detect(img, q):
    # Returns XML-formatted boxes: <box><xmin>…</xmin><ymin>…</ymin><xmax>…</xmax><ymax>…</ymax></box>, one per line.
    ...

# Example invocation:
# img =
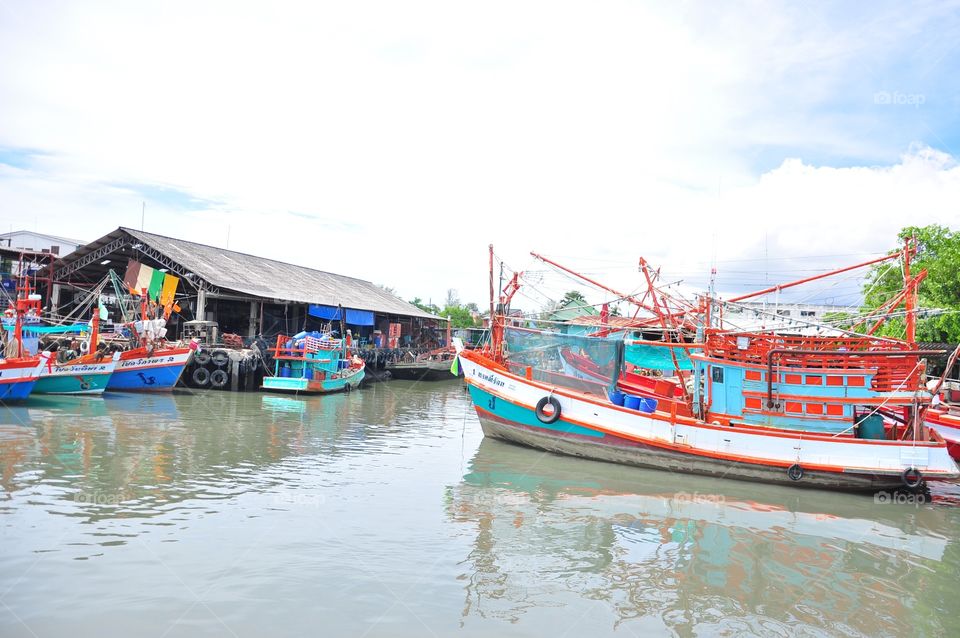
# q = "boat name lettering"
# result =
<box><xmin>476</xmin><ymin>371</ymin><xmax>505</xmax><ymax>387</ymax></box>
<box><xmin>52</xmin><ymin>365</ymin><xmax>108</xmax><ymax>373</ymax></box>
<box><xmin>120</xmin><ymin>356</ymin><xmax>176</xmax><ymax>368</ymax></box>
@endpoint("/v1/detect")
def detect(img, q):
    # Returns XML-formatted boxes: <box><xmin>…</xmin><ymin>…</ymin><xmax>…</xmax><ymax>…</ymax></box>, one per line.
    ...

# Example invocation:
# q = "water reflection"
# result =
<box><xmin>448</xmin><ymin>438</ymin><xmax>960</xmax><ymax>636</ymax></box>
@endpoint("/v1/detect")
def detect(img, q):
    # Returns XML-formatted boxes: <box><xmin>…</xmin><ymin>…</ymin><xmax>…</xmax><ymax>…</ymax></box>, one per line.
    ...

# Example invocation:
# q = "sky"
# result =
<box><xmin>1</xmin><ymin>0</ymin><xmax>959</xmax><ymax>312</ymax></box>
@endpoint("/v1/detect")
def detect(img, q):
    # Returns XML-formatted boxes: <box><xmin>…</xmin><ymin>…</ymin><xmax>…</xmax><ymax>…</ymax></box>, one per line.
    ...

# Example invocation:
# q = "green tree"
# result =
<box><xmin>562</xmin><ymin>290</ymin><xmax>587</xmax><ymax>305</ymax></box>
<box><xmin>409</xmin><ymin>297</ymin><xmax>440</xmax><ymax>315</ymax></box>
<box><xmin>863</xmin><ymin>225</ymin><xmax>960</xmax><ymax>341</ymax></box>
<box><xmin>440</xmin><ymin>304</ymin><xmax>481</xmax><ymax>328</ymax></box>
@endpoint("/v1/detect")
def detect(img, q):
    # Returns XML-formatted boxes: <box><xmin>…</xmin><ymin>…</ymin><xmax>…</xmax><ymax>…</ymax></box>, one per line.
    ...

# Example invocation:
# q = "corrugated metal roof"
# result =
<box><xmin>119</xmin><ymin>227</ymin><xmax>439</xmax><ymax>319</ymax></box>
<box><xmin>0</xmin><ymin>230</ymin><xmax>84</xmax><ymax>245</ymax></box>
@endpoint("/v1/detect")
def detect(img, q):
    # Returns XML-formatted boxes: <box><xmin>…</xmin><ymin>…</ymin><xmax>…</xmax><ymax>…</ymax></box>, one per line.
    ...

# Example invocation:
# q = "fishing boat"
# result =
<box><xmin>0</xmin><ymin>278</ymin><xmax>46</xmax><ymax>401</ymax></box>
<box><xmin>0</xmin><ymin>356</ymin><xmax>46</xmax><ymax>401</ymax></box>
<box><xmin>107</xmin><ymin>338</ymin><xmax>194</xmax><ymax>392</ymax></box>
<box><xmin>262</xmin><ymin>332</ymin><xmax>364</xmax><ymax>394</ymax></box>
<box><xmin>34</xmin><ymin>310</ymin><xmax>120</xmax><ymax>395</ymax></box>
<box><xmin>104</xmin><ymin>294</ymin><xmax>193</xmax><ymax>392</ymax></box>
<box><xmin>456</xmin><ymin>245</ymin><xmax>960</xmax><ymax>493</ymax></box>
<box><xmin>926</xmin><ymin>409</ymin><xmax>960</xmax><ymax>460</ymax></box>
<box><xmin>386</xmin><ymin>348</ymin><xmax>457</xmax><ymax>381</ymax></box>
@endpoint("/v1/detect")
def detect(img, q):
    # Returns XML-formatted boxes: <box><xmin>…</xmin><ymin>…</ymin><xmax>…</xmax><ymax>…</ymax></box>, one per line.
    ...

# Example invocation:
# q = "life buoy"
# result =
<box><xmin>211</xmin><ymin>350</ymin><xmax>229</xmax><ymax>367</ymax></box>
<box><xmin>901</xmin><ymin>467</ymin><xmax>923</xmax><ymax>489</ymax></box>
<box><xmin>787</xmin><ymin>464</ymin><xmax>804</xmax><ymax>481</ymax></box>
<box><xmin>79</xmin><ymin>341</ymin><xmax>89</xmax><ymax>354</ymax></box>
<box><xmin>210</xmin><ymin>369</ymin><xmax>229</xmax><ymax>388</ymax></box>
<box><xmin>535</xmin><ymin>396</ymin><xmax>562</xmax><ymax>424</ymax></box>
<box><xmin>194</xmin><ymin>350</ymin><xmax>211</xmax><ymax>365</ymax></box>
<box><xmin>192</xmin><ymin>367</ymin><xmax>211</xmax><ymax>387</ymax></box>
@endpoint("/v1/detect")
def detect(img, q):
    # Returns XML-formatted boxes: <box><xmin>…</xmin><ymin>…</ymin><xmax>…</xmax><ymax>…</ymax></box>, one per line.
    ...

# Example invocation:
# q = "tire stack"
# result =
<box><xmin>186</xmin><ymin>348</ymin><xmax>232</xmax><ymax>390</ymax></box>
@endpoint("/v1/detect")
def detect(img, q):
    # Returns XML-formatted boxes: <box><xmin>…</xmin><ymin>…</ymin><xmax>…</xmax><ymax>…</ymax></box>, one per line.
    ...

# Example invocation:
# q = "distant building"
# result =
<box><xmin>0</xmin><ymin>230</ymin><xmax>83</xmax><ymax>256</ymax></box>
<box><xmin>546</xmin><ymin>297</ymin><xmax>599</xmax><ymax>323</ymax></box>
<box><xmin>47</xmin><ymin>227</ymin><xmax>443</xmax><ymax>343</ymax></box>
<box><xmin>724</xmin><ymin>301</ymin><xmax>852</xmax><ymax>335</ymax></box>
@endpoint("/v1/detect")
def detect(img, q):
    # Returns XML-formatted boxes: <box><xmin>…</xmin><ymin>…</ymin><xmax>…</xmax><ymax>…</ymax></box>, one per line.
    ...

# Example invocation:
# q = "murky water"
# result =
<box><xmin>1</xmin><ymin>381</ymin><xmax>958</xmax><ymax>637</ymax></box>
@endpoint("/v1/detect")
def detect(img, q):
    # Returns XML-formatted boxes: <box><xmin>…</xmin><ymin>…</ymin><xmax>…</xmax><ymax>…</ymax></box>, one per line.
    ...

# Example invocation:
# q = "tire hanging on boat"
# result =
<box><xmin>194</xmin><ymin>350</ymin><xmax>211</xmax><ymax>365</ymax></box>
<box><xmin>901</xmin><ymin>467</ymin><xmax>923</xmax><ymax>489</ymax></box>
<box><xmin>787</xmin><ymin>464</ymin><xmax>804</xmax><ymax>481</ymax></box>
<box><xmin>535</xmin><ymin>396</ymin><xmax>562</xmax><ymax>424</ymax></box>
<box><xmin>210</xmin><ymin>369</ymin><xmax>229</xmax><ymax>389</ymax></box>
<box><xmin>192</xmin><ymin>367</ymin><xmax>211</xmax><ymax>387</ymax></box>
<box><xmin>211</xmin><ymin>350</ymin><xmax>229</xmax><ymax>367</ymax></box>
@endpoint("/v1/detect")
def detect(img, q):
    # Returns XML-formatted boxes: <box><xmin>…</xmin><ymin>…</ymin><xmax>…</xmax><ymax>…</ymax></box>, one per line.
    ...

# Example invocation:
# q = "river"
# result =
<box><xmin>1</xmin><ymin>381</ymin><xmax>958</xmax><ymax>637</ymax></box>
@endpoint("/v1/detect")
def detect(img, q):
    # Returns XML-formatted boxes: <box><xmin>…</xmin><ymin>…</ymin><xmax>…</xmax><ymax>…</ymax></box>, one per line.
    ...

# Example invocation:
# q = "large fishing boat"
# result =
<box><xmin>457</xmin><ymin>245</ymin><xmax>960</xmax><ymax>492</ymax></box>
<box><xmin>103</xmin><ymin>277</ymin><xmax>193</xmax><ymax>392</ymax></box>
<box><xmin>106</xmin><ymin>320</ymin><xmax>193</xmax><ymax>392</ymax></box>
<box><xmin>33</xmin><ymin>310</ymin><xmax>120</xmax><ymax>395</ymax></box>
<box><xmin>0</xmin><ymin>279</ymin><xmax>46</xmax><ymax>401</ymax></box>
<box><xmin>262</xmin><ymin>332</ymin><xmax>364</xmax><ymax>394</ymax></box>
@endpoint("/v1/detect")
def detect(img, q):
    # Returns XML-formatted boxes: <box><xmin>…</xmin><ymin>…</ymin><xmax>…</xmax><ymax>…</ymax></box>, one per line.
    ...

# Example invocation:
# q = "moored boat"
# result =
<box><xmin>35</xmin><ymin>308</ymin><xmax>120</xmax><ymax>395</ymax></box>
<box><xmin>0</xmin><ymin>356</ymin><xmax>46</xmax><ymax>401</ymax></box>
<box><xmin>926</xmin><ymin>409</ymin><xmax>960</xmax><ymax>460</ymax></box>
<box><xmin>386</xmin><ymin>349</ymin><xmax>457</xmax><ymax>381</ymax></box>
<box><xmin>458</xmin><ymin>245</ymin><xmax>960</xmax><ymax>493</ymax></box>
<box><xmin>35</xmin><ymin>353</ymin><xmax>120</xmax><ymax>395</ymax></box>
<box><xmin>107</xmin><ymin>345</ymin><xmax>194</xmax><ymax>392</ymax></box>
<box><xmin>262</xmin><ymin>333</ymin><xmax>364</xmax><ymax>395</ymax></box>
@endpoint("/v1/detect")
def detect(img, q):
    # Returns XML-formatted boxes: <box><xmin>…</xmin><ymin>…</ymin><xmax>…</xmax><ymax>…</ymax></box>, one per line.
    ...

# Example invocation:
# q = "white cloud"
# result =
<box><xmin>0</xmin><ymin>1</ymin><xmax>958</xmax><ymax>309</ymax></box>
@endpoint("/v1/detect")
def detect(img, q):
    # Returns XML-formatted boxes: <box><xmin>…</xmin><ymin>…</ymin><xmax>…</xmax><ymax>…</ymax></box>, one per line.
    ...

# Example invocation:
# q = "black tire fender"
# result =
<box><xmin>210</xmin><ymin>369</ymin><xmax>229</xmax><ymax>388</ymax></box>
<box><xmin>192</xmin><ymin>366</ymin><xmax>211</xmax><ymax>387</ymax></box>
<box><xmin>535</xmin><ymin>396</ymin><xmax>562</xmax><ymax>424</ymax></box>
<box><xmin>194</xmin><ymin>350</ymin><xmax>211</xmax><ymax>366</ymax></box>
<box><xmin>787</xmin><ymin>464</ymin><xmax>804</xmax><ymax>481</ymax></box>
<box><xmin>901</xmin><ymin>467</ymin><xmax>923</xmax><ymax>489</ymax></box>
<box><xmin>211</xmin><ymin>350</ymin><xmax>229</xmax><ymax>367</ymax></box>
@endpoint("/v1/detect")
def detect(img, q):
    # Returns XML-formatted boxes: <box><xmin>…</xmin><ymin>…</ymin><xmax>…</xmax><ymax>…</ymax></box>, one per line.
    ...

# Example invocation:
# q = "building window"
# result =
<box><xmin>800</xmin><ymin>310</ymin><xmax>815</xmax><ymax>317</ymax></box>
<box><xmin>776</xmin><ymin>309</ymin><xmax>791</xmax><ymax>316</ymax></box>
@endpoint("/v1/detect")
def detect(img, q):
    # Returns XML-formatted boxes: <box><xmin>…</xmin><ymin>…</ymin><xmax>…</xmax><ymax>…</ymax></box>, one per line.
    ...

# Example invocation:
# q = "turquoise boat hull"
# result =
<box><xmin>34</xmin><ymin>359</ymin><xmax>117</xmax><ymax>395</ymax></box>
<box><xmin>262</xmin><ymin>367</ymin><xmax>364</xmax><ymax>395</ymax></box>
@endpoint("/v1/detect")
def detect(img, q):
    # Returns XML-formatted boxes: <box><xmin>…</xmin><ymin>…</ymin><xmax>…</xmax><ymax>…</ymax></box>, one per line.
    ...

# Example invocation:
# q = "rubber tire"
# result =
<box><xmin>535</xmin><ymin>396</ymin><xmax>562</xmax><ymax>424</ymax></box>
<box><xmin>211</xmin><ymin>350</ymin><xmax>229</xmax><ymax>367</ymax></box>
<box><xmin>194</xmin><ymin>350</ymin><xmax>211</xmax><ymax>365</ymax></box>
<box><xmin>192</xmin><ymin>367</ymin><xmax>211</xmax><ymax>387</ymax></box>
<box><xmin>901</xmin><ymin>467</ymin><xmax>923</xmax><ymax>489</ymax></box>
<box><xmin>787</xmin><ymin>464</ymin><xmax>804</xmax><ymax>481</ymax></box>
<box><xmin>210</xmin><ymin>369</ymin><xmax>229</xmax><ymax>389</ymax></box>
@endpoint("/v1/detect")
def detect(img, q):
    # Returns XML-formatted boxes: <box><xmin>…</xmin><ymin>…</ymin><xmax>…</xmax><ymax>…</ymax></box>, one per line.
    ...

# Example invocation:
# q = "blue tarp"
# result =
<box><xmin>624</xmin><ymin>343</ymin><xmax>697</xmax><ymax>371</ymax></box>
<box><xmin>10</xmin><ymin>323</ymin><xmax>90</xmax><ymax>335</ymax></box>
<box><xmin>307</xmin><ymin>304</ymin><xmax>375</xmax><ymax>326</ymax></box>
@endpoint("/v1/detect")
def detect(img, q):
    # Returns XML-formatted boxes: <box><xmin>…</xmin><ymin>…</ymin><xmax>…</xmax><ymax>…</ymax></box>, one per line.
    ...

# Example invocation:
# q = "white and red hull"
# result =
<box><xmin>0</xmin><ymin>356</ymin><xmax>46</xmax><ymax>401</ymax></box>
<box><xmin>460</xmin><ymin>350</ymin><xmax>959</xmax><ymax>492</ymax></box>
<box><xmin>926</xmin><ymin>409</ymin><xmax>960</xmax><ymax>460</ymax></box>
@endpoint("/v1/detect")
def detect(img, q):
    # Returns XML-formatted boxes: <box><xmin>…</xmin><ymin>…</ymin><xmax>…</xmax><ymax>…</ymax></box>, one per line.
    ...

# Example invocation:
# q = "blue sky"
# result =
<box><xmin>1</xmin><ymin>0</ymin><xmax>959</xmax><ymax>308</ymax></box>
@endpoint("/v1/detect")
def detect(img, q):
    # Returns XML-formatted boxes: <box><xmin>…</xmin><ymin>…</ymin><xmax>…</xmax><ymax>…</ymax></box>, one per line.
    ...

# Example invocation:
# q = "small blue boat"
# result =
<box><xmin>262</xmin><ymin>333</ymin><xmax>364</xmax><ymax>395</ymax></box>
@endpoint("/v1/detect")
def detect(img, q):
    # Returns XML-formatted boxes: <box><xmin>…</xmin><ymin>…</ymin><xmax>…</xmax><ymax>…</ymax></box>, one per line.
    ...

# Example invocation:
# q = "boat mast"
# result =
<box><xmin>726</xmin><ymin>251</ymin><xmax>901</xmax><ymax>304</ymax></box>
<box><xmin>530</xmin><ymin>251</ymin><xmax>691</xmax><ymax>323</ymax></box>
<box><xmin>904</xmin><ymin>236</ymin><xmax>916</xmax><ymax>345</ymax></box>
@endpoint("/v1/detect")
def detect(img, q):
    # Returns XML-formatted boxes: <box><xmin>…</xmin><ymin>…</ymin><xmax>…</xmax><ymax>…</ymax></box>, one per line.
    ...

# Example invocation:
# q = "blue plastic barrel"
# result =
<box><xmin>609</xmin><ymin>390</ymin><xmax>626</xmax><ymax>406</ymax></box>
<box><xmin>280</xmin><ymin>366</ymin><xmax>291</xmax><ymax>378</ymax></box>
<box><xmin>624</xmin><ymin>395</ymin><xmax>641</xmax><ymax>410</ymax></box>
<box><xmin>637</xmin><ymin>397</ymin><xmax>658</xmax><ymax>413</ymax></box>
<box><xmin>857</xmin><ymin>414</ymin><xmax>885</xmax><ymax>439</ymax></box>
